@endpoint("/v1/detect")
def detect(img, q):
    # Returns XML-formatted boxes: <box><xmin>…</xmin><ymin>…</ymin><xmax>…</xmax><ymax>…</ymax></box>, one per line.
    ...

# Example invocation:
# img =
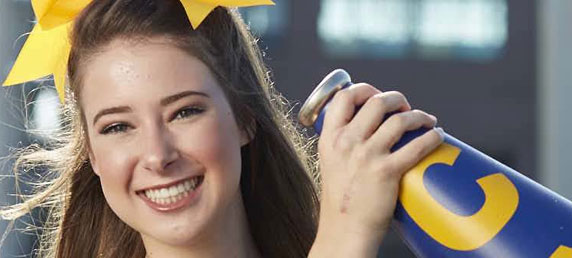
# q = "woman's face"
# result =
<box><xmin>81</xmin><ymin>37</ymin><xmax>248</xmax><ymax>246</ymax></box>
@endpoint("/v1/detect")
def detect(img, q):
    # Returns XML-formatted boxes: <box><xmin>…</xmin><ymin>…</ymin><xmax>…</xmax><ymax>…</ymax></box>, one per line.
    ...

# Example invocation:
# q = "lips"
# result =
<box><xmin>137</xmin><ymin>175</ymin><xmax>204</xmax><ymax>212</ymax></box>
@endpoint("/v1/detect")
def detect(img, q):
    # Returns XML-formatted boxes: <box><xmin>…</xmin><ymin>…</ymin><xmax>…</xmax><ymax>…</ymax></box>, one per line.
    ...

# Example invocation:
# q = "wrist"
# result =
<box><xmin>309</xmin><ymin>218</ymin><xmax>386</xmax><ymax>258</ymax></box>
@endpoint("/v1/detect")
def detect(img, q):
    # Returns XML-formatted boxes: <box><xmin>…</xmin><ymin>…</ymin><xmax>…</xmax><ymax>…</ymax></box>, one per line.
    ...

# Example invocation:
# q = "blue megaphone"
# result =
<box><xmin>298</xmin><ymin>69</ymin><xmax>572</xmax><ymax>258</ymax></box>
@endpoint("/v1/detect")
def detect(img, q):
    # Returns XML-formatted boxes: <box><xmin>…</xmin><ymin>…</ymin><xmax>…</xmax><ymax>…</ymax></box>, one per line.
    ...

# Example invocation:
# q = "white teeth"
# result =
<box><xmin>169</xmin><ymin>186</ymin><xmax>177</xmax><ymax>196</ymax></box>
<box><xmin>143</xmin><ymin>177</ymin><xmax>201</xmax><ymax>205</ymax></box>
<box><xmin>160</xmin><ymin>189</ymin><xmax>169</xmax><ymax>198</ymax></box>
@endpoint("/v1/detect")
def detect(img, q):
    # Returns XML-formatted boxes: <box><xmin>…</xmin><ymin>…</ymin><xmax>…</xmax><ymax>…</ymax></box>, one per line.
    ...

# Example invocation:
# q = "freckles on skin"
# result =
<box><xmin>101</xmin><ymin>56</ymin><xmax>149</xmax><ymax>98</ymax></box>
<box><xmin>111</xmin><ymin>60</ymin><xmax>138</xmax><ymax>86</ymax></box>
<box><xmin>84</xmin><ymin>41</ymin><xmax>185</xmax><ymax>106</ymax></box>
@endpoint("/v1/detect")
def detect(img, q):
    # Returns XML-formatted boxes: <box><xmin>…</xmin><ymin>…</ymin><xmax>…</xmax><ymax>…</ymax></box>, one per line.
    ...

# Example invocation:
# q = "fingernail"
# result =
<box><xmin>435</xmin><ymin>127</ymin><xmax>445</xmax><ymax>139</ymax></box>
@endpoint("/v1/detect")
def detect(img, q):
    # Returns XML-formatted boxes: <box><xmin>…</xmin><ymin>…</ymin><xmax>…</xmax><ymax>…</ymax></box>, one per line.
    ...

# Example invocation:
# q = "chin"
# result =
<box><xmin>146</xmin><ymin>223</ymin><xmax>206</xmax><ymax>246</ymax></box>
<box><xmin>137</xmin><ymin>203</ymin><xmax>217</xmax><ymax>247</ymax></box>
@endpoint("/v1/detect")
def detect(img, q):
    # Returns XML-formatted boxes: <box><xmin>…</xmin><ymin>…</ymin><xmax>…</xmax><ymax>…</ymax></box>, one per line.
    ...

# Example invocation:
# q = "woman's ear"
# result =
<box><xmin>88</xmin><ymin>151</ymin><xmax>101</xmax><ymax>177</ymax></box>
<box><xmin>240</xmin><ymin>118</ymin><xmax>256</xmax><ymax>147</ymax></box>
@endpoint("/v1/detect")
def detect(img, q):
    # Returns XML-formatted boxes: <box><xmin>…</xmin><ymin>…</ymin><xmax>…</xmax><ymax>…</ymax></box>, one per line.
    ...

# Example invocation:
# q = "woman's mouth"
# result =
<box><xmin>137</xmin><ymin>175</ymin><xmax>204</xmax><ymax>212</ymax></box>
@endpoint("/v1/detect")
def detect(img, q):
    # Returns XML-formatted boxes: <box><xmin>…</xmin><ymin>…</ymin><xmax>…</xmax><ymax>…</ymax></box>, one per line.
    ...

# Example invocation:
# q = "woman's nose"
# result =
<box><xmin>140</xmin><ymin>124</ymin><xmax>179</xmax><ymax>173</ymax></box>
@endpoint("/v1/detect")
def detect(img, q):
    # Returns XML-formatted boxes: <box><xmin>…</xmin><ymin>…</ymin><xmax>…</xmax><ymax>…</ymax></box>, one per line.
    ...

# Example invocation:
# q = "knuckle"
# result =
<box><xmin>336</xmin><ymin>138</ymin><xmax>353</xmax><ymax>152</ymax></box>
<box><xmin>353</xmin><ymin>146</ymin><xmax>371</xmax><ymax>163</ymax></box>
<box><xmin>388</xmin><ymin>113</ymin><xmax>407</xmax><ymax>128</ymax></box>
<box><xmin>410</xmin><ymin>109</ymin><xmax>426</xmax><ymax>116</ymax></box>
<box><xmin>411</xmin><ymin>109</ymin><xmax>432</xmax><ymax>122</ymax></box>
<box><xmin>354</xmin><ymin>82</ymin><xmax>378</xmax><ymax>92</ymax></box>
<box><xmin>375</xmin><ymin>161</ymin><xmax>401</xmax><ymax>181</ymax></box>
<box><xmin>377</xmin><ymin>161</ymin><xmax>394</xmax><ymax>173</ymax></box>
<box><xmin>367</xmin><ymin>93</ymin><xmax>387</xmax><ymax>108</ymax></box>
<box><xmin>388</xmin><ymin>90</ymin><xmax>405</xmax><ymax>99</ymax></box>
<box><xmin>427</xmin><ymin>114</ymin><xmax>438</xmax><ymax>125</ymax></box>
<box><xmin>388</xmin><ymin>133</ymin><xmax>401</xmax><ymax>148</ymax></box>
<box><xmin>378</xmin><ymin>128</ymin><xmax>401</xmax><ymax>150</ymax></box>
<box><xmin>333</xmin><ymin>128</ymin><xmax>356</xmax><ymax>152</ymax></box>
<box><xmin>388</xmin><ymin>90</ymin><xmax>408</xmax><ymax>103</ymax></box>
<box><xmin>416</xmin><ymin>109</ymin><xmax>433</xmax><ymax>120</ymax></box>
<box><xmin>333</xmin><ymin>89</ymin><xmax>352</xmax><ymax>103</ymax></box>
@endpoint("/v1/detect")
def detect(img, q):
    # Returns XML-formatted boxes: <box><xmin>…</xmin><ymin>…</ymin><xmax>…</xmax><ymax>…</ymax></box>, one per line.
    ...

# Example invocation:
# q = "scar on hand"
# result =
<box><xmin>340</xmin><ymin>192</ymin><xmax>351</xmax><ymax>213</ymax></box>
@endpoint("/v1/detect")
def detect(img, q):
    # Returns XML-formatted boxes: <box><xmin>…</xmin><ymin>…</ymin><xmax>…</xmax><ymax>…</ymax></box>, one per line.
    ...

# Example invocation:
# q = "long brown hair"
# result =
<box><xmin>1</xmin><ymin>0</ymin><xmax>319</xmax><ymax>257</ymax></box>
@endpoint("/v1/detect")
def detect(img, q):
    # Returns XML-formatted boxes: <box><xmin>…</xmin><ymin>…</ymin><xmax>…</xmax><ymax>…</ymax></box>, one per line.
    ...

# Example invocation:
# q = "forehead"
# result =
<box><xmin>80</xmin><ymin>38</ymin><xmax>222</xmax><ymax>112</ymax></box>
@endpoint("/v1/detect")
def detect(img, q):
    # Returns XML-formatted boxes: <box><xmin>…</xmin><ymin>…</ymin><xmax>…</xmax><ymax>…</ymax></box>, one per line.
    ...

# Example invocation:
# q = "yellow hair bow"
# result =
<box><xmin>2</xmin><ymin>0</ymin><xmax>274</xmax><ymax>102</ymax></box>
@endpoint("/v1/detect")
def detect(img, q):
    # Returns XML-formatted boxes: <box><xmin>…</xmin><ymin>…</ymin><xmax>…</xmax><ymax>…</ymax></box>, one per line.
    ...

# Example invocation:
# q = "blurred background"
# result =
<box><xmin>0</xmin><ymin>0</ymin><xmax>570</xmax><ymax>257</ymax></box>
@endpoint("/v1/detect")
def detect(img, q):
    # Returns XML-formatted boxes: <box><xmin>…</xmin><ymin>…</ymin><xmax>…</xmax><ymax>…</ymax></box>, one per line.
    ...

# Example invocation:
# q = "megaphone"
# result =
<box><xmin>299</xmin><ymin>69</ymin><xmax>572</xmax><ymax>258</ymax></box>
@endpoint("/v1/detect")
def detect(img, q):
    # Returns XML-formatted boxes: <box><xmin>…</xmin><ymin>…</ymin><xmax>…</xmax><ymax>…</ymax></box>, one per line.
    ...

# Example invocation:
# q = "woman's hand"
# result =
<box><xmin>309</xmin><ymin>83</ymin><xmax>444</xmax><ymax>257</ymax></box>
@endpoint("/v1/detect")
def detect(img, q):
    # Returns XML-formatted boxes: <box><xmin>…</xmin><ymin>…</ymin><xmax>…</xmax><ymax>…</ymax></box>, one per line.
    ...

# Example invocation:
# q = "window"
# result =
<box><xmin>318</xmin><ymin>0</ymin><xmax>507</xmax><ymax>61</ymax></box>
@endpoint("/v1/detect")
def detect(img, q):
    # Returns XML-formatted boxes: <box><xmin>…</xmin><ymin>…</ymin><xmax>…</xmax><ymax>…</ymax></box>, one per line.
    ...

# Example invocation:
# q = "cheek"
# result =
<box><xmin>90</xmin><ymin>140</ymin><xmax>140</xmax><ymax>224</ymax></box>
<box><xmin>91</xmin><ymin>140</ymin><xmax>137</xmax><ymax>196</ymax></box>
<box><xmin>177</xmin><ymin>113</ymin><xmax>243</xmax><ymax>187</ymax></box>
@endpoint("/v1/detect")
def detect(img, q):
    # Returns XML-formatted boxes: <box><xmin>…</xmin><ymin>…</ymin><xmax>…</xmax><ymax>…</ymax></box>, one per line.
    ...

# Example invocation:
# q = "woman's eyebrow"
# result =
<box><xmin>92</xmin><ymin>91</ymin><xmax>210</xmax><ymax>126</ymax></box>
<box><xmin>93</xmin><ymin>106</ymin><xmax>132</xmax><ymax>126</ymax></box>
<box><xmin>160</xmin><ymin>90</ymin><xmax>210</xmax><ymax>106</ymax></box>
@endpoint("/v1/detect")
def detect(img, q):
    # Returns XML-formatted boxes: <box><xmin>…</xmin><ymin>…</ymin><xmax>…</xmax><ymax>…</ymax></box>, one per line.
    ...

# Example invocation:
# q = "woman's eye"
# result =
<box><xmin>173</xmin><ymin>106</ymin><xmax>204</xmax><ymax>121</ymax></box>
<box><xmin>100</xmin><ymin>123</ymin><xmax>130</xmax><ymax>135</ymax></box>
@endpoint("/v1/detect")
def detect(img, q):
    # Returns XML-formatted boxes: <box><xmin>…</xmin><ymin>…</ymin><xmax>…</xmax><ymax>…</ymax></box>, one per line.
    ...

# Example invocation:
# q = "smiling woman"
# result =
<box><xmin>1</xmin><ymin>1</ymin><xmax>320</xmax><ymax>257</ymax></box>
<box><xmin>84</xmin><ymin>39</ymin><xmax>253</xmax><ymax>252</ymax></box>
<box><xmin>1</xmin><ymin>0</ymin><xmax>445</xmax><ymax>257</ymax></box>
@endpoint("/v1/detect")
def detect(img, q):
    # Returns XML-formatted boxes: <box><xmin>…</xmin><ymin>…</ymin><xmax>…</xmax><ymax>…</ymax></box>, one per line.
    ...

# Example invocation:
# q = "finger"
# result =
<box><xmin>387</xmin><ymin>127</ymin><xmax>445</xmax><ymax>174</ymax></box>
<box><xmin>369</xmin><ymin>110</ymin><xmax>437</xmax><ymax>152</ymax></box>
<box><xmin>346</xmin><ymin>91</ymin><xmax>411</xmax><ymax>140</ymax></box>
<box><xmin>323</xmin><ymin>83</ymin><xmax>380</xmax><ymax>135</ymax></box>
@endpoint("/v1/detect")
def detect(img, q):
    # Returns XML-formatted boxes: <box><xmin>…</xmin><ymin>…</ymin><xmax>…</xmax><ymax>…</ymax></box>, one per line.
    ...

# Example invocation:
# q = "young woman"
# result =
<box><xmin>1</xmin><ymin>0</ymin><xmax>443</xmax><ymax>257</ymax></box>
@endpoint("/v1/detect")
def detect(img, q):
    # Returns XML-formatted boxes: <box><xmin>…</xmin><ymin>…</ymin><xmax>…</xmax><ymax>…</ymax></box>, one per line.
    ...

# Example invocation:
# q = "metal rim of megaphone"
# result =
<box><xmin>298</xmin><ymin>69</ymin><xmax>352</xmax><ymax>127</ymax></box>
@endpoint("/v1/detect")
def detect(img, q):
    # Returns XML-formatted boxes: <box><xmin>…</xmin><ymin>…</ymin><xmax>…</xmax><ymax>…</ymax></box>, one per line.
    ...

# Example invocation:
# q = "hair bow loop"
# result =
<box><xmin>33</xmin><ymin>0</ymin><xmax>91</xmax><ymax>30</ymax></box>
<box><xmin>3</xmin><ymin>0</ymin><xmax>274</xmax><ymax>102</ymax></box>
<box><xmin>3</xmin><ymin>22</ymin><xmax>71</xmax><ymax>101</ymax></box>
<box><xmin>181</xmin><ymin>0</ymin><xmax>275</xmax><ymax>28</ymax></box>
